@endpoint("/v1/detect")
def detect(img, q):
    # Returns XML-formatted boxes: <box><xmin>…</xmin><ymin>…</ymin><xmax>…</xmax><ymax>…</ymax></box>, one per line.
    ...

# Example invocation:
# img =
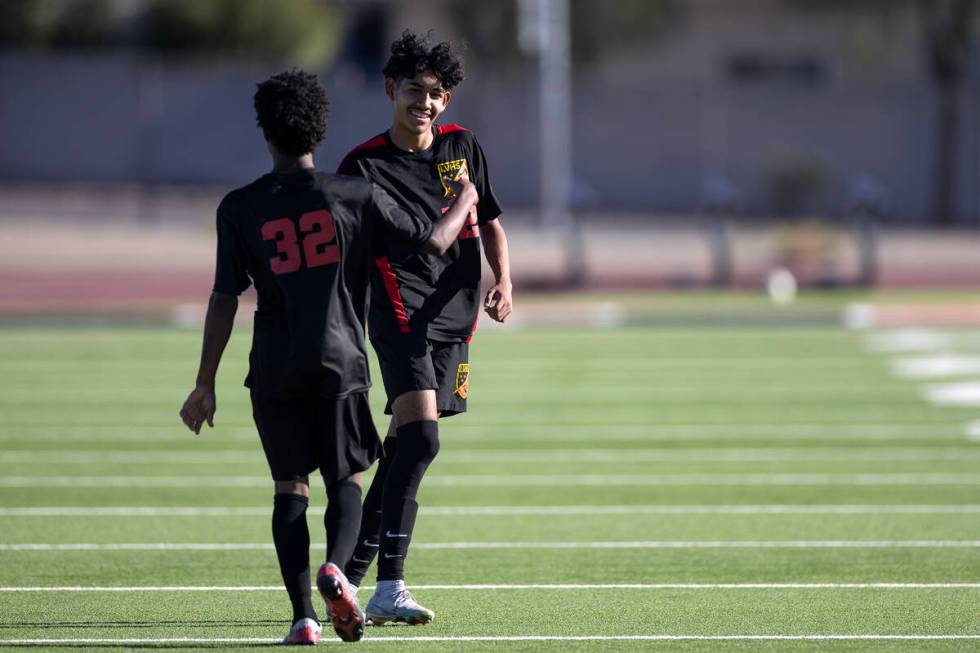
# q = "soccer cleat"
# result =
<box><xmin>324</xmin><ymin>584</ymin><xmax>358</xmax><ymax>624</ymax></box>
<box><xmin>365</xmin><ymin>588</ymin><xmax>434</xmax><ymax>626</ymax></box>
<box><xmin>316</xmin><ymin>563</ymin><xmax>365</xmax><ymax>642</ymax></box>
<box><xmin>282</xmin><ymin>617</ymin><xmax>321</xmax><ymax>645</ymax></box>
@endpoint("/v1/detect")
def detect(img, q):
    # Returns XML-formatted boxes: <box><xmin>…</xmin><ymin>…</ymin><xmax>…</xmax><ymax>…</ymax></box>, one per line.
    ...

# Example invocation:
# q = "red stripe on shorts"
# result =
<box><xmin>466</xmin><ymin>313</ymin><xmax>479</xmax><ymax>343</ymax></box>
<box><xmin>374</xmin><ymin>256</ymin><xmax>411</xmax><ymax>333</ymax></box>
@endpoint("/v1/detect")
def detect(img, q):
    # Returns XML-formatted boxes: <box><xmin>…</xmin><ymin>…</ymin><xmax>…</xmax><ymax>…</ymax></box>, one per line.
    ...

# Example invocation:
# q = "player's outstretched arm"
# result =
<box><xmin>479</xmin><ymin>219</ymin><xmax>512</xmax><ymax>323</ymax></box>
<box><xmin>179</xmin><ymin>292</ymin><xmax>238</xmax><ymax>434</ymax></box>
<box><xmin>421</xmin><ymin>178</ymin><xmax>479</xmax><ymax>255</ymax></box>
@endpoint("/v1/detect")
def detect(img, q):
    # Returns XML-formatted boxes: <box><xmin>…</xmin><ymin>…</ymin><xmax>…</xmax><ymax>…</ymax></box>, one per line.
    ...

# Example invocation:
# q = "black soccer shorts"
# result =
<box><xmin>370</xmin><ymin>328</ymin><xmax>470</xmax><ymax>418</ymax></box>
<box><xmin>250</xmin><ymin>390</ymin><xmax>383</xmax><ymax>483</ymax></box>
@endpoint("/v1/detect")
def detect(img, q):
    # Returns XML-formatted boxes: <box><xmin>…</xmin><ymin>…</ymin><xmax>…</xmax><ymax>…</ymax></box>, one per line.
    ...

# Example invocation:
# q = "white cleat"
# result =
<box><xmin>282</xmin><ymin>617</ymin><xmax>321</xmax><ymax>645</ymax></box>
<box><xmin>365</xmin><ymin>588</ymin><xmax>434</xmax><ymax>626</ymax></box>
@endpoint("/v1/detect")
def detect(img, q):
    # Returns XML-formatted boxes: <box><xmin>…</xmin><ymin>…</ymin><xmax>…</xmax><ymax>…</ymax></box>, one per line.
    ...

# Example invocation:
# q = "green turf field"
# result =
<box><xmin>1</xmin><ymin>324</ymin><xmax>978</xmax><ymax>651</ymax></box>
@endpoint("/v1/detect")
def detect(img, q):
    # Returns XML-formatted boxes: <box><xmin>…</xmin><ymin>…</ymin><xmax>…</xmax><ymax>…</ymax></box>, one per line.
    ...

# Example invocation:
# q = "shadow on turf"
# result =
<box><xmin>0</xmin><ymin>621</ymin><xmax>281</xmax><ymax>629</ymax></box>
<box><xmin>0</xmin><ymin>620</ymin><xmax>290</xmax><ymax>648</ymax></box>
<box><xmin>0</xmin><ymin>645</ymin><xmax>281</xmax><ymax>649</ymax></box>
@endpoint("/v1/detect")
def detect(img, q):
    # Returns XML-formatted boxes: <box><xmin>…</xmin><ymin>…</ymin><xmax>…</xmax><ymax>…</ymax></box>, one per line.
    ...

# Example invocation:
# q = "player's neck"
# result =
<box><xmin>388</xmin><ymin>125</ymin><xmax>434</xmax><ymax>153</ymax></box>
<box><xmin>271</xmin><ymin>152</ymin><xmax>315</xmax><ymax>174</ymax></box>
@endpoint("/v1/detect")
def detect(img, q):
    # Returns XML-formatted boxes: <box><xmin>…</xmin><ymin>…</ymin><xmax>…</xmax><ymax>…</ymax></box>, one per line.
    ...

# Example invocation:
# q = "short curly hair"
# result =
<box><xmin>254</xmin><ymin>69</ymin><xmax>329</xmax><ymax>157</ymax></box>
<box><xmin>382</xmin><ymin>30</ymin><xmax>464</xmax><ymax>90</ymax></box>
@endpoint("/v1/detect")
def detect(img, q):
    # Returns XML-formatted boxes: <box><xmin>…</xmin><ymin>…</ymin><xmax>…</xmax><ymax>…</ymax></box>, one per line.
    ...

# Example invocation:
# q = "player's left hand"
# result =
<box><xmin>179</xmin><ymin>385</ymin><xmax>216</xmax><ymax>435</ymax></box>
<box><xmin>484</xmin><ymin>281</ymin><xmax>513</xmax><ymax>323</ymax></box>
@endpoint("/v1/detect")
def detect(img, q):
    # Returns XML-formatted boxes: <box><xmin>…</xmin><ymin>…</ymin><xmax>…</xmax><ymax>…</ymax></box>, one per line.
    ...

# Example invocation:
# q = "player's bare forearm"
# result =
<box><xmin>480</xmin><ymin>219</ymin><xmax>511</xmax><ymax>286</ymax></box>
<box><xmin>180</xmin><ymin>292</ymin><xmax>237</xmax><ymax>434</ymax></box>
<box><xmin>480</xmin><ymin>219</ymin><xmax>513</xmax><ymax>323</ymax></box>
<box><xmin>195</xmin><ymin>292</ymin><xmax>238</xmax><ymax>388</ymax></box>
<box><xmin>423</xmin><ymin>180</ymin><xmax>479</xmax><ymax>255</ymax></box>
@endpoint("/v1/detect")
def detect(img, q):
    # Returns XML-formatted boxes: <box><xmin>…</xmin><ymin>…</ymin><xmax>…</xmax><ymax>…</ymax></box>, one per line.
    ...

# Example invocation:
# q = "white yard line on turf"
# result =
<box><xmin>925</xmin><ymin>382</ymin><xmax>980</xmax><ymax>407</ymax></box>
<box><xmin>2</xmin><ymin>636</ymin><xmax>979</xmax><ymax>644</ymax></box>
<box><xmin>968</xmin><ymin>421</ymin><xmax>980</xmax><ymax>441</ymax></box>
<box><xmin>3</xmin><ymin>583</ymin><xmax>980</xmax><ymax>592</ymax></box>
<box><xmin>421</xmin><ymin>473</ymin><xmax>980</xmax><ymax>486</ymax></box>
<box><xmin>4</xmin><ymin>447</ymin><xmax>980</xmax><ymax>464</ymax></box>
<box><xmin>442</xmin><ymin>424</ymin><xmax>966</xmax><ymax>440</ymax></box>
<box><xmin>0</xmin><ymin>388</ymin><xmax>932</xmax><ymax>402</ymax></box>
<box><xmin>864</xmin><ymin>329</ymin><xmax>980</xmax><ymax>353</ymax></box>
<box><xmin>0</xmin><ymin>423</ymin><xmax>965</xmax><ymax>441</ymax></box>
<box><xmin>893</xmin><ymin>355</ymin><xmax>980</xmax><ymax>379</ymax></box>
<box><xmin>3</xmin><ymin>473</ymin><xmax>978</xmax><ymax>487</ymax></box>
<box><xmin>3</xmin><ymin>504</ymin><xmax>980</xmax><ymax>517</ymax></box>
<box><xmin>3</xmin><ymin>541</ymin><xmax>979</xmax><ymax>551</ymax></box>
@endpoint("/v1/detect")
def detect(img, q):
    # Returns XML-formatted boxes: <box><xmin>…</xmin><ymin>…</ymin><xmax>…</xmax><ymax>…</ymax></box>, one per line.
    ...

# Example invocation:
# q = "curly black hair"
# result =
<box><xmin>382</xmin><ymin>30</ymin><xmax>464</xmax><ymax>90</ymax></box>
<box><xmin>254</xmin><ymin>69</ymin><xmax>329</xmax><ymax>157</ymax></box>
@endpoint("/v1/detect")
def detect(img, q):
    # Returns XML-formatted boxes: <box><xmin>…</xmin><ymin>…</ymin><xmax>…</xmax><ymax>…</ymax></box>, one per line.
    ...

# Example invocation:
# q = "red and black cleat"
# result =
<box><xmin>282</xmin><ymin>617</ymin><xmax>321</xmax><ymax>645</ymax></box>
<box><xmin>316</xmin><ymin>563</ymin><xmax>365</xmax><ymax>642</ymax></box>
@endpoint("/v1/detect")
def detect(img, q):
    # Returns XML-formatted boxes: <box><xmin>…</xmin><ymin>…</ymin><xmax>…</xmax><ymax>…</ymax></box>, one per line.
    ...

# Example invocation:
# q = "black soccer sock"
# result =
<box><xmin>344</xmin><ymin>436</ymin><xmax>398</xmax><ymax>586</ymax></box>
<box><xmin>377</xmin><ymin>421</ymin><xmax>439</xmax><ymax>581</ymax></box>
<box><xmin>271</xmin><ymin>493</ymin><xmax>317</xmax><ymax>624</ymax></box>
<box><xmin>325</xmin><ymin>479</ymin><xmax>362</xmax><ymax>569</ymax></box>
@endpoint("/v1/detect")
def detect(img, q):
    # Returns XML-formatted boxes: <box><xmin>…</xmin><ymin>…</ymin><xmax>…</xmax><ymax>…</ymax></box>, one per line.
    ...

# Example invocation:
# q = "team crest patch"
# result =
<box><xmin>437</xmin><ymin>159</ymin><xmax>468</xmax><ymax>197</ymax></box>
<box><xmin>454</xmin><ymin>363</ymin><xmax>470</xmax><ymax>399</ymax></box>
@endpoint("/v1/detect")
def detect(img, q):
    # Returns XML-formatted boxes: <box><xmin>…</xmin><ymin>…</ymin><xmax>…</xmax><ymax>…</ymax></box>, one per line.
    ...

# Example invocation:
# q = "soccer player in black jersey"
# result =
<box><xmin>335</xmin><ymin>31</ymin><xmax>513</xmax><ymax>625</ymax></box>
<box><xmin>178</xmin><ymin>69</ymin><xmax>478</xmax><ymax>644</ymax></box>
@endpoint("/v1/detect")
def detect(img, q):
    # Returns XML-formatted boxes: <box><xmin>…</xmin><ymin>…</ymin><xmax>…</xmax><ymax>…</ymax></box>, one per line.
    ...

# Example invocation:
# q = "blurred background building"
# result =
<box><xmin>2</xmin><ymin>0</ymin><xmax>979</xmax><ymax>224</ymax></box>
<box><xmin>1</xmin><ymin>0</ymin><xmax>978</xmax><ymax>315</ymax></box>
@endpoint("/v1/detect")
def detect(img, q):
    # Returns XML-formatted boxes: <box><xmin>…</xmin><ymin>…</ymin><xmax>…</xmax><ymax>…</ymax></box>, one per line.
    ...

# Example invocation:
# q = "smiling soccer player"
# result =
<box><xmin>336</xmin><ymin>30</ymin><xmax>513</xmax><ymax>626</ymax></box>
<box><xmin>178</xmin><ymin>69</ymin><xmax>479</xmax><ymax>644</ymax></box>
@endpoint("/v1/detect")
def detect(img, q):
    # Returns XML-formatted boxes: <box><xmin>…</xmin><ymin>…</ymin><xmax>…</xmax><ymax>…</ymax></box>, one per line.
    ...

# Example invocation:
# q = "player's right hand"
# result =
<box><xmin>447</xmin><ymin>176</ymin><xmax>478</xmax><ymax>206</ymax></box>
<box><xmin>179</xmin><ymin>385</ymin><xmax>216</xmax><ymax>435</ymax></box>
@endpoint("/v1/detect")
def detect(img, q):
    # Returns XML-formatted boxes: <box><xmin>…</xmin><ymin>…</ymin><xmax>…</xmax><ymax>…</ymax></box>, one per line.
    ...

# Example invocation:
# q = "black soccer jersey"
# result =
<box><xmin>213</xmin><ymin>169</ymin><xmax>432</xmax><ymax>399</ymax></box>
<box><xmin>337</xmin><ymin>124</ymin><xmax>502</xmax><ymax>342</ymax></box>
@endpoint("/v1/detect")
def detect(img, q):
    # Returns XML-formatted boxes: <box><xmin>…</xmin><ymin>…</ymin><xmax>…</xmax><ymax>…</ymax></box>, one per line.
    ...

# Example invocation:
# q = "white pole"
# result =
<box><xmin>537</xmin><ymin>0</ymin><xmax>572</xmax><ymax>232</ymax></box>
<box><xmin>520</xmin><ymin>0</ymin><xmax>581</xmax><ymax>282</ymax></box>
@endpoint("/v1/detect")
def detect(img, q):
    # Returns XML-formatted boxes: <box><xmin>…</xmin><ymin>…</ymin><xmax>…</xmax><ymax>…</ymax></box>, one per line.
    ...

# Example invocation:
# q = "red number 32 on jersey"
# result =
<box><xmin>261</xmin><ymin>210</ymin><xmax>340</xmax><ymax>275</ymax></box>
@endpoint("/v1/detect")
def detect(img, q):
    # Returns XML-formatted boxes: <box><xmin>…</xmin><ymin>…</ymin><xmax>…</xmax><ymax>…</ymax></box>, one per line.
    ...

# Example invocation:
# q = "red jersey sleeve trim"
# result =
<box><xmin>374</xmin><ymin>256</ymin><xmax>411</xmax><ymax>334</ymax></box>
<box><xmin>437</xmin><ymin>124</ymin><xmax>469</xmax><ymax>136</ymax></box>
<box><xmin>337</xmin><ymin>133</ymin><xmax>387</xmax><ymax>173</ymax></box>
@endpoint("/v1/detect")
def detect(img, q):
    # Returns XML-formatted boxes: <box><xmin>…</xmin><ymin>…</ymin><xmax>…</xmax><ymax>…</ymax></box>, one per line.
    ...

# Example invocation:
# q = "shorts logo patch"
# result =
<box><xmin>454</xmin><ymin>363</ymin><xmax>470</xmax><ymax>399</ymax></box>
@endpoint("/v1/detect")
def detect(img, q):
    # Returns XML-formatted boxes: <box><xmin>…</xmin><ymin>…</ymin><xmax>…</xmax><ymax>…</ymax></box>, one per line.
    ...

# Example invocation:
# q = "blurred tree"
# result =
<box><xmin>0</xmin><ymin>0</ymin><xmax>342</xmax><ymax>67</ymax></box>
<box><xmin>571</xmin><ymin>0</ymin><xmax>678</xmax><ymax>63</ymax></box>
<box><xmin>451</xmin><ymin>0</ymin><xmax>678</xmax><ymax>65</ymax></box>
<box><xmin>142</xmin><ymin>0</ymin><xmax>342</xmax><ymax>67</ymax></box>
<box><xmin>0</xmin><ymin>0</ymin><xmax>113</xmax><ymax>49</ymax></box>
<box><xmin>50</xmin><ymin>0</ymin><xmax>114</xmax><ymax>48</ymax></box>
<box><xmin>452</xmin><ymin>1</ymin><xmax>520</xmax><ymax>65</ymax></box>
<box><xmin>0</xmin><ymin>0</ymin><xmax>47</xmax><ymax>47</ymax></box>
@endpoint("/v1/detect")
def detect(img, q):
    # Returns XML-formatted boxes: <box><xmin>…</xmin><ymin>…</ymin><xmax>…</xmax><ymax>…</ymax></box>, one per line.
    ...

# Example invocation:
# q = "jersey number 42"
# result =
<box><xmin>261</xmin><ymin>210</ymin><xmax>340</xmax><ymax>275</ymax></box>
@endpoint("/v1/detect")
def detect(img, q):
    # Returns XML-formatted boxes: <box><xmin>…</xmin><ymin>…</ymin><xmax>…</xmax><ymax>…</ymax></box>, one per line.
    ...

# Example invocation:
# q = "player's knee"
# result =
<box><xmin>397</xmin><ymin>420</ymin><xmax>440</xmax><ymax>462</ymax></box>
<box><xmin>391</xmin><ymin>389</ymin><xmax>438</xmax><ymax>425</ymax></box>
<box><xmin>329</xmin><ymin>472</ymin><xmax>363</xmax><ymax>488</ymax></box>
<box><xmin>416</xmin><ymin>423</ymin><xmax>440</xmax><ymax>461</ymax></box>
<box><xmin>274</xmin><ymin>478</ymin><xmax>310</xmax><ymax>496</ymax></box>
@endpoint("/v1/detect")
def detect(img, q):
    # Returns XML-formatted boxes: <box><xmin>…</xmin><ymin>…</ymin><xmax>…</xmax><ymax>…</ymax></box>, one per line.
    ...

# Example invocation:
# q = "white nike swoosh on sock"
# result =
<box><xmin>385</xmin><ymin>531</ymin><xmax>409</xmax><ymax>538</ymax></box>
<box><xmin>352</xmin><ymin>557</ymin><xmax>371</xmax><ymax>563</ymax></box>
<box><xmin>383</xmin><ymin>553</ymin><xmax>403</xmax><ymax>559</ymax></box>
<box><xmin>363</xmin><ymin>540</ymin><xmax>380</xmax><ymax>547</ymax></box>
